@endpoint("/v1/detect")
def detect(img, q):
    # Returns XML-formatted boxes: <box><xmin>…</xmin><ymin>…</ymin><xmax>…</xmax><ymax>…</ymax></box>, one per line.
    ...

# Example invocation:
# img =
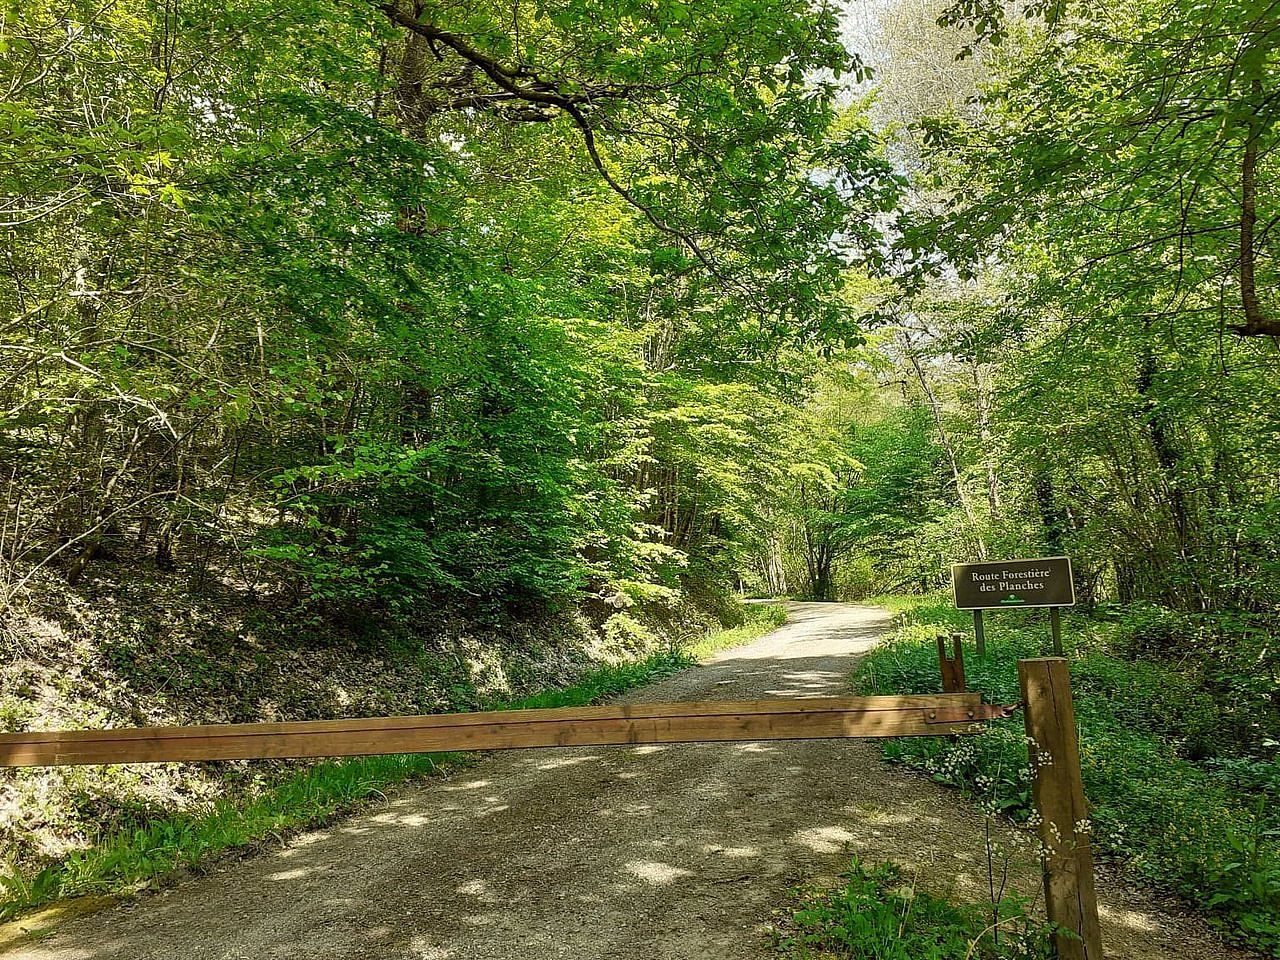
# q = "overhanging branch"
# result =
<box><xmin>375</xmin><ymin>3</ymin><xmax>730</xmax><ymax>283</ymax></box>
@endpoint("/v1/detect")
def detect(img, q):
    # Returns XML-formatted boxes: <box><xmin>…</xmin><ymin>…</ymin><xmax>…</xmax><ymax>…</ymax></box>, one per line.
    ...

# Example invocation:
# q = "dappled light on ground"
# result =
<box><xmin>533</xmin><ymin>755</ymin><xmax>603</xmax><ymax>771</ymax></box>
<box><xmin>792</xmin><ymin>825</ymin><xmax>859</xmax><ymax>854</ymax></box>
<box><xmin>1098</xmin><ymin>905</ymin><xmax>1160</xmax><ymax>933</ymax></box>
<box><xmin>624</xmin><ymin>860</ymin><xmax>695</xmax><ymax>885</ymax></box>
<box><xmin>438</xmin><ymin>779</ymin><xmax>493</xmax><ymax>791</ymax></box>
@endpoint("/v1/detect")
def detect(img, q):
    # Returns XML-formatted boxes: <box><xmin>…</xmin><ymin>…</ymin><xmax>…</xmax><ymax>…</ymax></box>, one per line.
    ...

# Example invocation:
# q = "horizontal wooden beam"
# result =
<box><xmin>0</xmin><ymin>694</ymin><xmax>1008</xmax><ymax>767</ymax></box>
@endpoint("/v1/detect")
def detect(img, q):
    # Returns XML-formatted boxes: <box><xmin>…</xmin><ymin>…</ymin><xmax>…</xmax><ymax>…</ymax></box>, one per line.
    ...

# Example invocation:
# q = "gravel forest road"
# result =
<box><xmin>5</xmin><ymin>603</ymin><xmax>1253</xmax><ymax>960</ymax></box>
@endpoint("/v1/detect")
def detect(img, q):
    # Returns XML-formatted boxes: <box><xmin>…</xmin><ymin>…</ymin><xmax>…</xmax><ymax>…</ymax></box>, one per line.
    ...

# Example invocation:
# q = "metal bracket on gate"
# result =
<box><xmin>923</xmin><ymin>703</ymin><xmax>1019</xmax><ymax>724</ymax></box>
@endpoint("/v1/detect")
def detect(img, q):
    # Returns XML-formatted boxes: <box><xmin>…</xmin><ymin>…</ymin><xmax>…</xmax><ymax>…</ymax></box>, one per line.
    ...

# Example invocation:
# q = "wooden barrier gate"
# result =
<box><xmin>0</xmin><ymin>658</ymin><xmax>1100</xmax><ymax>959</ymax></box>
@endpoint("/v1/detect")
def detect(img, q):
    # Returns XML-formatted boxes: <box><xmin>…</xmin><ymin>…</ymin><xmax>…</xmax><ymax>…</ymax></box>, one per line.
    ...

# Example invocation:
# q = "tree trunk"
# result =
<box><xmin>904</xmin><ymin>339</ymin><xmax>987</xmax><ymax>559</ymax></box>
<box><xmin>1134</xmin><ymin>346</ymin><xmax>1199</xmax><ymax>608</ymax></box>
<box><xmin>762</xmin><ymin>533</ymin><xmax>787</xmax><ymax>596</ymax></box>
<box><xmin>972</xmin><ymin>358</ymin><xmax>1000</xmax><ymax>518</ymax></box>
<box><xmin>1034</xmin><ymin>472</ymin><xmax>1068</xmax><ymax>555</ymax></box>
<box><xmin>1233</xmin><ymin>68</ymin><xmax>1279</xmax><ymax>337</ymax></box>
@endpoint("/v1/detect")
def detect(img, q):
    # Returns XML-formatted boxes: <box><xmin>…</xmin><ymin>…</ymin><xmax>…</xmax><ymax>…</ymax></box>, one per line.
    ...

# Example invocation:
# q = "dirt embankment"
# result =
<box><xmin>0</xmin><ymin>568</ymin><xmax>679</xmax><ymax>866</ymax></box>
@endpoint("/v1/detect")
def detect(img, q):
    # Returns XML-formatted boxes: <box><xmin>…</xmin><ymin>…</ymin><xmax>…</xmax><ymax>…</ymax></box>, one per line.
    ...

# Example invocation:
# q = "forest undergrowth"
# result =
<box><xmin>854</xmin><ymin>595</ymin><xmax>1280</xmax><ymax>953</ymax></box>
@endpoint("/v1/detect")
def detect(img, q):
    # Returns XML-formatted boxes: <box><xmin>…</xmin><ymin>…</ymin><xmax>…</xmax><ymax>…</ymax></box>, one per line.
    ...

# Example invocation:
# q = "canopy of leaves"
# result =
<box><xmin>0</xmin><ymin>0</ymin><xmax>899</xmax><ymax>617</ymax></box>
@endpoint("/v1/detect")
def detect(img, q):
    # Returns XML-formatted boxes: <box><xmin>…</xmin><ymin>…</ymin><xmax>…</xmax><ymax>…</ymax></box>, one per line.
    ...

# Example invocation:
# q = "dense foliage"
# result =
<box><xmin>9</xmin><ymin>0</ymin><xmax>1274</xmax><ymax>643</ymax></box>
<box><xmin>747</xmin><ymin>0</ymin><xmax>1280</xmax><ymax>704</ymax></box>
<box><xmin>0</xmin><ymin>0</ymin><xmax>897</xmax><ymax>621</ymax></box>
<box><xmin>0</xmin><ymin>0</ymin><xmax>900</xmax><ymax>921</ymax></box>
<box><xmin>801</xmin><ymin>14</ymin><xmax>1280</xmax><ymax>942</ymax></box>
<box><xmin>865</xmin><ymin>0</ymin><xmax>1280</xmax><ymax>613</ymax></box>
<box><xmin>3</xmin><ymin>0</ymin><xmax>1280</xmax><ymax>947</ymax></box>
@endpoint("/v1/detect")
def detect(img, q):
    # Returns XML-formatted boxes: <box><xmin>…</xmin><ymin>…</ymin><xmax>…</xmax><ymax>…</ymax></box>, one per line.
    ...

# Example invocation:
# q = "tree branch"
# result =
<box><xmin>1232</xmin><ymin>74</ymin><xmax>1279</xmax><ymax>337</ymax></box>
<box><xmin>375</xmin><ymin>3</ymin><xmax>731</xmax><ymax>283</ymax></box>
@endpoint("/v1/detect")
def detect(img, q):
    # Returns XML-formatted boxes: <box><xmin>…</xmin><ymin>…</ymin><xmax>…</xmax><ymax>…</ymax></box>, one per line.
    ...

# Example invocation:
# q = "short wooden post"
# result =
<box><xmin>1019</xmin><ymin>658</ymin><xmax>1102</xmax><ymax>960</ymax></box>
<box><xmin>1050</xmin><ymin>607</ymin><xmax>1063</xmax><ymax>656</ymax></box>
<box><xmin>937</xmin><ymin>633</ymin><xmax>967</xmax><ymax>693</ymax></box>
<box><xmin>973</xmin><ymin>609</ymin><xmax>987</xmax><ymax>655</ymax></box>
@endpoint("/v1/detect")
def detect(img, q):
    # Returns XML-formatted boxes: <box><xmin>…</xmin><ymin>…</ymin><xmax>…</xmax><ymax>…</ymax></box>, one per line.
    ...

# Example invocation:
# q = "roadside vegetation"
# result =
<box><xmin>685</xmin><ymin>604</ymin><xmax>789</xmax><ymax>661</ymax></box>
<box><xmin>854</xmin><ymin>596</ymin><xmax>1280</xmax><ymax>953</ymax></box>
<box><xmin>771</xmin><ymin>859</ymin><xmax>1052</xmax><ymax>960</ymax></box>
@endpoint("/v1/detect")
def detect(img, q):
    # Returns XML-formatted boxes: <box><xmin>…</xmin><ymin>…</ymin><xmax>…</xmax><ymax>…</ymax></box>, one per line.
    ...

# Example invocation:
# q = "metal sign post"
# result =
<box><xmin>950</xmin><ymin>556</ymin><xmax>1075</xmax><ymax>655</ymax></box>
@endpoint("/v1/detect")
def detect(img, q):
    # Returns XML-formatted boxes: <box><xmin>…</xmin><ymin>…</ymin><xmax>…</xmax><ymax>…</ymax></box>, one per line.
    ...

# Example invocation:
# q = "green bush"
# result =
<box><xmin>1103</xmin><ymin>603</ymin><xmax>1280</xmax><ymax>753</ymax></box>
<box><xmin>602</xmin><ymin>613</ymin><xmax>662</xmax><ymax>657</ymax></box>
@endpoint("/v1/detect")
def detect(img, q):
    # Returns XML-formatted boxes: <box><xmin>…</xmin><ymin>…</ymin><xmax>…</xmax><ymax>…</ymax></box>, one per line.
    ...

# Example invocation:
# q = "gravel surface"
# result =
<box><xmin>3</xmin><ymin>603</ymin><xmax>1256</xmax><ymax>959</ymax></box>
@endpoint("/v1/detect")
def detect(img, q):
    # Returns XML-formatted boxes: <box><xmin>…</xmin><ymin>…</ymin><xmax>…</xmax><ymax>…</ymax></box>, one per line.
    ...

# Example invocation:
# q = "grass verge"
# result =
<box><xmin>686</xmin><ymin>602</ymin><xmax>787</xmax><ymax>660</ymax></box>
<box><xmin>854</xmin><ymin>594</ymin><xmax>1280</xmax><ymax>953</ymax></box>
<box><xmin>1</xmin><ymin>607</ymin><xmax>786</xmax><ymax>925</ymax></box>
<box><xmin>771</xmin><ymin>859</ymin><xmax>1052</xmax><ymax>959</ymax></box>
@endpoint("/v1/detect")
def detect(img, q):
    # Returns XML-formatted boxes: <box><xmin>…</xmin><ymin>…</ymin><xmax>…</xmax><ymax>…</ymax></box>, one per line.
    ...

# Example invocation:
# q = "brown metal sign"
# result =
<box><xmin>951</xmin><ymin>556</ymin><xmax>1075</xmax><ymax>610</ymax></box>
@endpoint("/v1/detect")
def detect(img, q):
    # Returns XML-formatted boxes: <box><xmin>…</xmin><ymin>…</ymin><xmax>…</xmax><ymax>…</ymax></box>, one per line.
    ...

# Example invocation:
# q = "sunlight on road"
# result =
<box><xmin>624</xmin><ymin>860</ymin><xmax>694</xmax><ymax>885</ymax></box>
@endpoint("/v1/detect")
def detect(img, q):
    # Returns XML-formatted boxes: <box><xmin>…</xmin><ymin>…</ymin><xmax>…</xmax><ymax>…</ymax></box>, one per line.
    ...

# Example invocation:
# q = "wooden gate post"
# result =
<box><xmin>937</xmin><ymin>633</ymin><xmax>967</xmax><ymax>693</ymax></box>
<box><xmin>1019</xmin><ymin>658</ymin><xmax>1102</xmax><ymax>960</ymax></box>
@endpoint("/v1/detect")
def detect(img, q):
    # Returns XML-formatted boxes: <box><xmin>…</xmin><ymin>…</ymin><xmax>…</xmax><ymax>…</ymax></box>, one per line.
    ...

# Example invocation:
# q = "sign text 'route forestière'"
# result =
<box><xmin>951</xmin><ymin>556</ymin><xmax>1075</xmax><ymax>610</ymax></box>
